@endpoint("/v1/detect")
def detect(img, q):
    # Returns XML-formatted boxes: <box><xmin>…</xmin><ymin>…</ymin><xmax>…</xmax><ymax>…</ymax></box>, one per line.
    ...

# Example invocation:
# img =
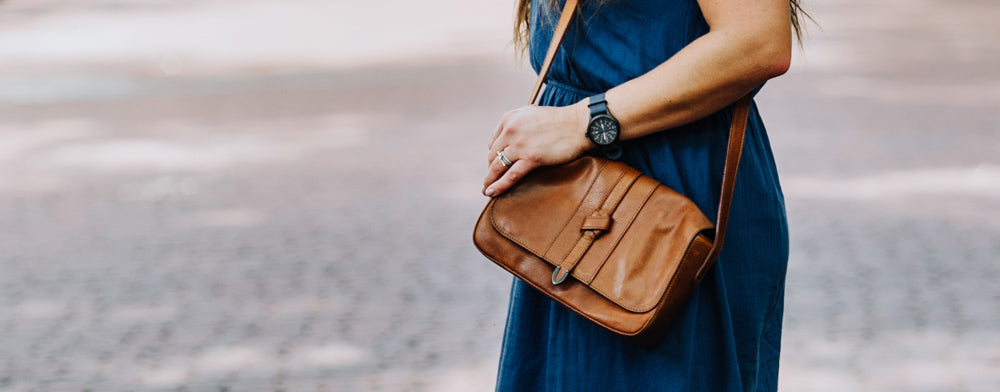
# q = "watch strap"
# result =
<box><xmin>586</xmin><ymin>92</ymin><xmax>620</xmax><ymax>150</ymax></box>
<box><xmin>588</xmin><ymin>92</ymin><xmax>608</xmax><ymax>117</ymax></box>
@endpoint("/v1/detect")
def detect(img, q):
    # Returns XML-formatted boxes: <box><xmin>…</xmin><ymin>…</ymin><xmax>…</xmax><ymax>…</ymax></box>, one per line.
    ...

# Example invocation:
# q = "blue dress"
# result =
<box><xmin>495</xmin><ymin>1</ymin><xmax>790</xmax><ymax>391</ymax></box>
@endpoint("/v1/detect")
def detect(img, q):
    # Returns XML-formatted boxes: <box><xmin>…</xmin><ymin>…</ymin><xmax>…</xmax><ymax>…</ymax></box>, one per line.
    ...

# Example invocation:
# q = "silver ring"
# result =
<box><xmin>497</xmin><ymin>150</ymin><xmax>513</xmax><ymax>167</ymax></box>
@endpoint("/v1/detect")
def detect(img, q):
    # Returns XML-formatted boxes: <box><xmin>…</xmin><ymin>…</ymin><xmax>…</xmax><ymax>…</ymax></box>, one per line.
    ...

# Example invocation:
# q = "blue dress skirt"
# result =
<box><xmin>495</xmin><ymin>1</ymin><xmax>790</xmax><ymax>391</ymax></box>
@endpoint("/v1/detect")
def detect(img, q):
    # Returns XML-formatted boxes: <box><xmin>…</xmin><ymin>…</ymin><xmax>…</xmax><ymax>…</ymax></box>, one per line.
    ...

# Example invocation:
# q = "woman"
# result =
<box><xmin>482</xmin><ymin>0</ymin><xmax>805</xmax><ymax>390</ymax></box>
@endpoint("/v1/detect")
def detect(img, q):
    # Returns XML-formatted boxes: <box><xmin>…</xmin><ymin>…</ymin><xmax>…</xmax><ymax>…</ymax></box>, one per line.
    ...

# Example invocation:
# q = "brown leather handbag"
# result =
<box><xmin>473</xmin><ymin>0</ymin><xmax>751</xmax><ymax>347</ymax></box>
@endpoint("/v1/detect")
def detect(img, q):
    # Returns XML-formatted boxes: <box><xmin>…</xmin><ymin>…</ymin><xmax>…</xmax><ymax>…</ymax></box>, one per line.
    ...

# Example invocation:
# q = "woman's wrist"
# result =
<box><xmin>568</xmin><ymin>99</ymin><xmax>597</xmax><ymax>153</ymax></box>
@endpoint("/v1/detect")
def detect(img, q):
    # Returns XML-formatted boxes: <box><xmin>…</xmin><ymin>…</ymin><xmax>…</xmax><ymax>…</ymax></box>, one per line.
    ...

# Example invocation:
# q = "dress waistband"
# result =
<box><xmin>544</xmin><ymin>80</ymin><xmax>599</xmax><ymax>98</ymax></box>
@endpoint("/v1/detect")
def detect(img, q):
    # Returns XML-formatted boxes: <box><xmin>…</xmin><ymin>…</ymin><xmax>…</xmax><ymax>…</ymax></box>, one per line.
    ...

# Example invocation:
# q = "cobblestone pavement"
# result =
<box><xmin>0</xmin><ymin>0</ymin><xmax>998</xmax><ymax>391</ymax></box>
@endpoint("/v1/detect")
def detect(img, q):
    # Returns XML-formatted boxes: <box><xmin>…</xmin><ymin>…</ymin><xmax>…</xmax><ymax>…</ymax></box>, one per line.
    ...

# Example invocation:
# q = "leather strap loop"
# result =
<box><xmin>554</xmin><ymin>167</ymin><xmax>640</xmax><ymax>283</ymax></box>
<box><xmin>582</xmin><ymin>214</ymin><xmax>613</xmax><ymax>232</ymax></box>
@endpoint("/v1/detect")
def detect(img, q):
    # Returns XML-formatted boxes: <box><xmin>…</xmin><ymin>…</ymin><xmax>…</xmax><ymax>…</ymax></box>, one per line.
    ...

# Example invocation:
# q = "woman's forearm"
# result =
<box><xmin>483</xmin><ymin>0</ymin><xmax>792</xmax><ymax>197</ymax></box>
<box><xmin>579</xmin><ymin>0</ymin><xmax>793</xmax><ymax>143</ymax></box>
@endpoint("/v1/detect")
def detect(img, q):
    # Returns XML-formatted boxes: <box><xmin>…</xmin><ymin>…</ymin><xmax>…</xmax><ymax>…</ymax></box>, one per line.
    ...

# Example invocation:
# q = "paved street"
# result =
<box><xmin>0</xmin><ymin>0</ymin><xmax>998</xmax><ymax>391</ymax></box>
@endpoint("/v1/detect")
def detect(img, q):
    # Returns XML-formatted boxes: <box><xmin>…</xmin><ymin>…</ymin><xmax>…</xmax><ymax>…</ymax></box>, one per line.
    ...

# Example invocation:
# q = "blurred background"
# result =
<box><xmin>0</xmin><ymin>0</ymin><xmax>997</xmax><ymax>391</ymax></box>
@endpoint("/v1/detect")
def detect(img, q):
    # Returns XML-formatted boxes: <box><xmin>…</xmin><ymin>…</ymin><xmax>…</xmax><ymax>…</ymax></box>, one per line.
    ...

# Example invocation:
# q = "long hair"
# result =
<box><xmin>512</xmin><ymin>0</ymin><xmax>812</xmax><ymax>54</ymax></box>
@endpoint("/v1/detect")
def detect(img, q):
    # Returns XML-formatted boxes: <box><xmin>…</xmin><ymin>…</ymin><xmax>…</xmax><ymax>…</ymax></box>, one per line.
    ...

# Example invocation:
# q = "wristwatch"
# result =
<box><xmin>586</xmin><ymin>93</ymin><xmax>621</xmax><ymax>148</ymax></box>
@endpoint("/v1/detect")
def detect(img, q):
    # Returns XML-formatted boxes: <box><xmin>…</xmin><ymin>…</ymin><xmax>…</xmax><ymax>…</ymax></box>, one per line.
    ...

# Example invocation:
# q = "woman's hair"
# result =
<box><xmin>513</xmin><ymin>0</ymin><xmax>812</xmax><ymax>53</ymax></box>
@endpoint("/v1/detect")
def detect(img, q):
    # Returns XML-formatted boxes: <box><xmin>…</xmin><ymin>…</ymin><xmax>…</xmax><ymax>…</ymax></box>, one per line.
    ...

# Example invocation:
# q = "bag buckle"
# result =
<box><xmin>551</xmin><ymin>266</ymin><xmax>571</xmax><ymax>285</ymax></box>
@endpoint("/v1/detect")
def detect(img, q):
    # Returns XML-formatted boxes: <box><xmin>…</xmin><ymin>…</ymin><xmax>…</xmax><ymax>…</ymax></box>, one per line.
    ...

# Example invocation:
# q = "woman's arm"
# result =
<box><xmin>483</xmin><ymin>0</ymin><xmax>792</xmax><ymax>197</ymax></box>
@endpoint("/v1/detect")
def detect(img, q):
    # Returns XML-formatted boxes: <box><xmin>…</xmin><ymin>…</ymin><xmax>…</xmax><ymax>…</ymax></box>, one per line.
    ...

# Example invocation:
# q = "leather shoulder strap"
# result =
<box><xmin>706</xmin><ymin>95</ymin><xmax>750</xmax><ymax>265</ymax></box>
<box><xmin>529</xmin><ymin>0</ymin><xmax>579</xmax><ymax>104</ymax></box>
<box><xmin>528</xmin><ymin>0</ymin><xmax>750</xmax><ymax>264</ymax></box>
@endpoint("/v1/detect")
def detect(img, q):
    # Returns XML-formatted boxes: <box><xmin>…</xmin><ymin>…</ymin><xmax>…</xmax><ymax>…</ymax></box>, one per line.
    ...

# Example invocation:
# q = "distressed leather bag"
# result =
<box><xmin>473</xmin><ymin>0</ymin><xmax>751</xmax><ymax>346</ymax></box>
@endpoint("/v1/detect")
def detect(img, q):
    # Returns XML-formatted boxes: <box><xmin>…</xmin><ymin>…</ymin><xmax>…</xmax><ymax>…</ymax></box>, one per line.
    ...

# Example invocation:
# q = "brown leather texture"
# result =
<box><xmin>474</xmin><ymin>158</ymin><xmax>717</xmax><ymax>346</ymax></box>
<box><xmin>487</xmin><ymin>157</ymin><xmax>713</xmax><ymax>313</ymax></box>
<box><xmin>473</xmin><ymin>0</ymin><xmax>751</xmax><ymax>347</ymax></box>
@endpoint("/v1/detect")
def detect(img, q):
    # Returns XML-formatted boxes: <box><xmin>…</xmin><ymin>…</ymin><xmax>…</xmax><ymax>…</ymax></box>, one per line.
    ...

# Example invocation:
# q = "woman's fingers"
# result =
<box><xmin>484</xmin><ymin>157</ymin><xmax>534</xmax><ymax>197</ymax></box>
<box><xmin>488</xmin><ymin>128</ymin><xmax>510</xmax><ymax>165</ymax></box>
<box><xmin>482</xmin><ymin>150</ymin><xmax>512</xmax><ymax>194</ymax></box>
<box><xmin>489</xmin><ymin>109</ymin><xmax>518</xmax><ymax>153</ymax></box>
<box><xmin>482</xmin><ymin>103</ymin><xmax>588</xmax><ymax>197</ymax></box>
<box><xmin>488</xmin><ymin>120</ymin><xmax>503</xmax><ymax>152</ymax></box>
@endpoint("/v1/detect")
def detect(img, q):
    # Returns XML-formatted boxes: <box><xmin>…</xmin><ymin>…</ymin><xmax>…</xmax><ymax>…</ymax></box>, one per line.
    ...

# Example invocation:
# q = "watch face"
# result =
<box><xmin>588</xmin><ymin>115</ymin><xmax>620</xmax><ymax>146</ymax></box>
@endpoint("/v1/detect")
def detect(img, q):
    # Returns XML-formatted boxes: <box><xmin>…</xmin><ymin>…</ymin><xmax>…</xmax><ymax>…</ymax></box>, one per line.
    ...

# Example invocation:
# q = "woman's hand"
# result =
<box><xmin>482</xmin><ymin>101</ymin><xmax>593</xmax><ymax>197</ymax></box>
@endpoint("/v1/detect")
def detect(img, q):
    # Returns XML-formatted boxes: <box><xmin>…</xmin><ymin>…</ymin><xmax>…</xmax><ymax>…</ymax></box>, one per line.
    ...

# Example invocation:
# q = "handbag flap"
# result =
<box><xmin>489</xmin><ymin>157</ymin><xmax>612</xmax><ymax>258</ymax></box>
<box><xmin>488</xmin><ymin>156</ymin><xmax>715</xmax><ymax>313</ymax></box>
